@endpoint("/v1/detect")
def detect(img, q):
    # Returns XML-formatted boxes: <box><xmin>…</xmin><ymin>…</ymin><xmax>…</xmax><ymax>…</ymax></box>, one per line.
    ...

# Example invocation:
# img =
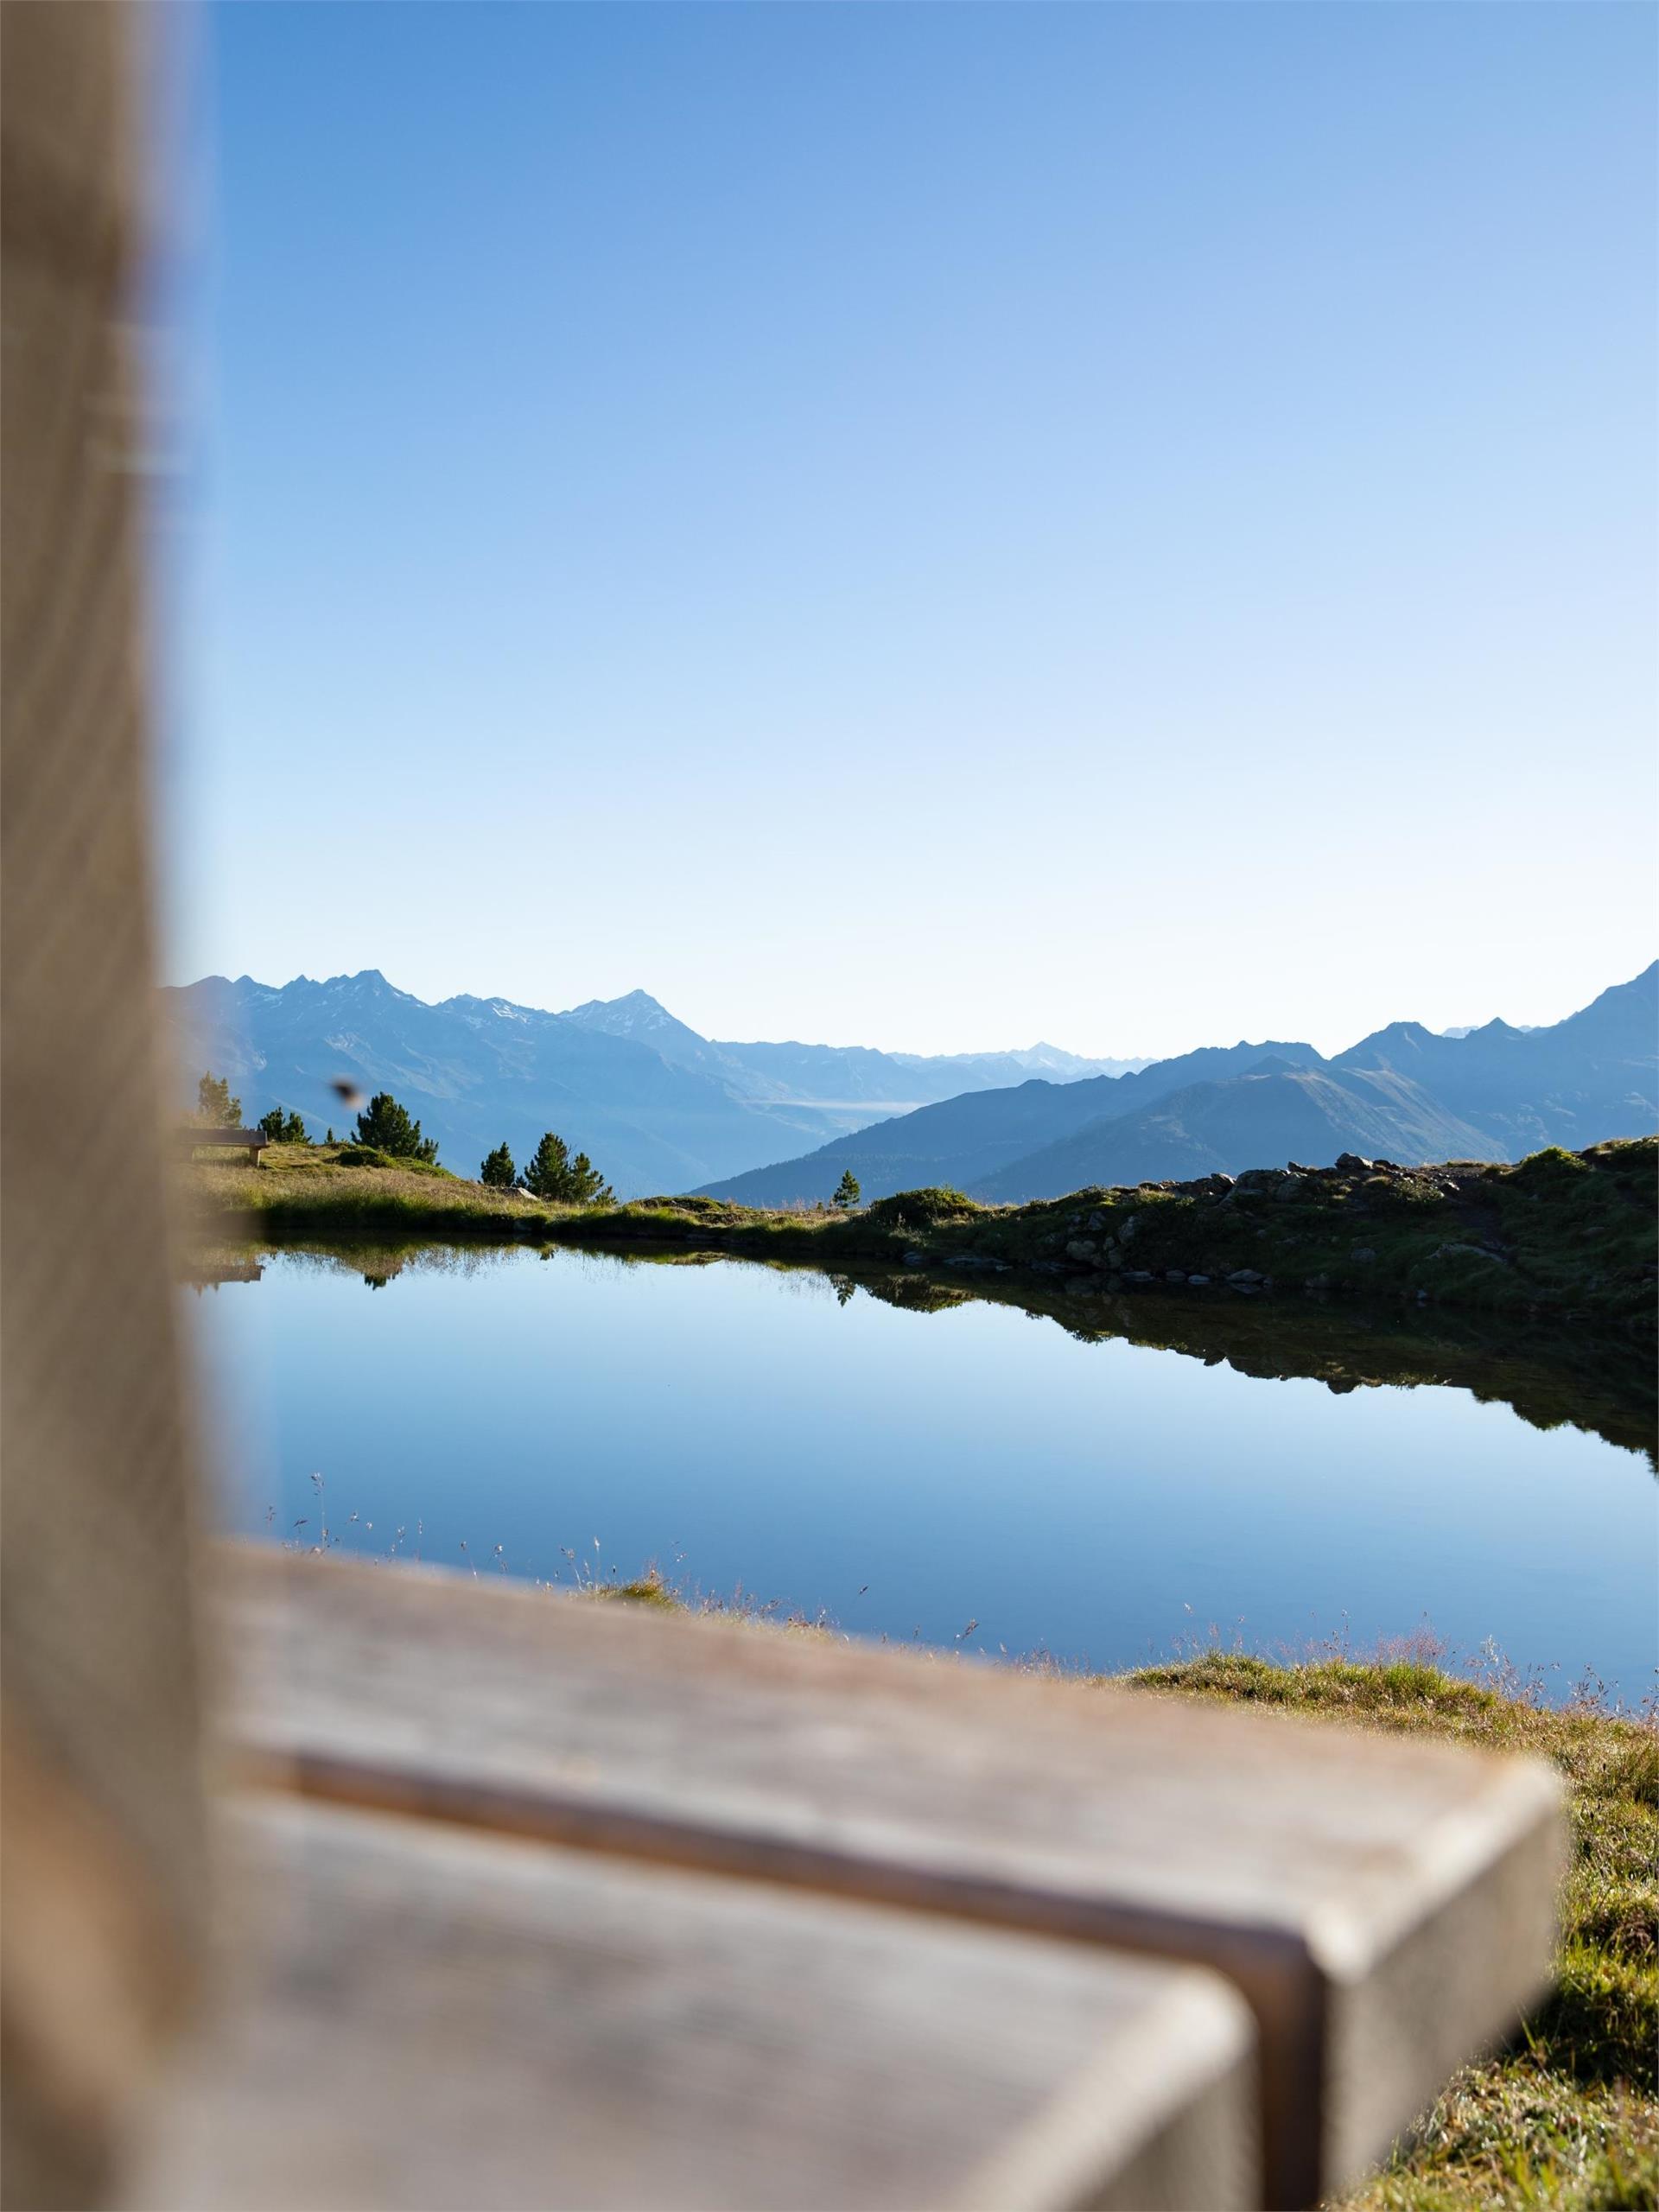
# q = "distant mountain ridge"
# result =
<box><xmin>696</xmin><ymin>964</ymin><xmax>1659</xmax><ymax>1206</ymax></box>
<box><xmin>161</xmin><ymin>973</ymin><xmax>1140</xmax><ymax>1198</ymax></box>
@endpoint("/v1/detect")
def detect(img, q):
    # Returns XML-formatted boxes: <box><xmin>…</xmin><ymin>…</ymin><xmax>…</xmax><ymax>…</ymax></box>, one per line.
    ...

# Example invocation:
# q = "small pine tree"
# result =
<box><xmin>833</xmin><ymin>1169</ymin><xmax>861</xmax><ymax>1211</ymax></box>
<box><xmin>197</xmin><ymin>1071</ymin><xmax>242</xmax><ymax>1126</ymax></box>
<box><xmin>522</xmin><ymin>1131</ymin><xmax>571</xmax><ymax>1199</ymax></box>
<box><xmin>566</xmin><ymin>1150</ymin><xmax>613</xmax><ymax>1206</ymax></box>
<box><xmin>353</xmin><ymin>1091</ymin><xmax>439</xmax><ymax>1161</ymax></box>
<box><xmin>257</xmin><ymin>1107</ymin><xmax>309</xmax><ymax>1145</ymax></box>
<box><xmin>480</xmin><ymin>1141</ymin><xmax>518</xmax><ymax>1189</ymax></box>
<box><xmin>325</xmin><ymin>1127</ymin><xmax>335</xmax><ymax>1145</ymax></box>
<box><xmin>522</xmin><ymin>1131</ymin><xmax>612</xmax><ymax>1205</ymax></box>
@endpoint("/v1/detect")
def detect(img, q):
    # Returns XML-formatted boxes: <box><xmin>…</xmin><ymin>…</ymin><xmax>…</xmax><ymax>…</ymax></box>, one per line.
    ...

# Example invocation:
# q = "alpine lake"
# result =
<box><xmin>187</xmin><ymin>1236</ymin><xmax>1657</xmax><ymax>1705</ymax></box>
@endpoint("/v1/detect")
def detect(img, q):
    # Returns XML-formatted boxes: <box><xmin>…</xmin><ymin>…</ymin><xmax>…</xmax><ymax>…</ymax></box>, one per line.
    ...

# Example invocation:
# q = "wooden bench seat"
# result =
<box><xmin>127</xmin><ymin>1796</ymin><xmax>1256</xmax><ymax>2211</ymax></box>
<box><xmin>207</xmin><ymin>1549</ymin><xmax>1562</xmax><ymax>2209</ymax></box>
<box><xmin>180</xmin><ymin>1125</ymin><xmax>269</xmax><ymax>1162</ymax></box>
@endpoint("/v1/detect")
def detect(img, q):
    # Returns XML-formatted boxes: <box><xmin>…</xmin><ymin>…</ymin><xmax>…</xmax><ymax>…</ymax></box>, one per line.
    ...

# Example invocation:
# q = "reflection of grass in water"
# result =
<box><xmin>194</xmin><ymin>1226</ymin><xmax>1657</xmax><ymax>1465</ymax></box>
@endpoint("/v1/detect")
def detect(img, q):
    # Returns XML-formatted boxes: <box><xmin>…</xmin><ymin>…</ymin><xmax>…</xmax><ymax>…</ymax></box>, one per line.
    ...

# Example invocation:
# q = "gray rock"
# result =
<box><xmin>903</xmin><ymin>1249</ymin><xmax>929</xmax><ymax>1268</ymax></box>
<box><xmin>1166</xmin><ymin>1269</ymin><xmax>1187</xmax><ymax>1284</ymax></box>
<box><xmin>1065</xmin><ymin>1239</ymin><xmax>1100</xmax><ymax>1262</ymax></box>
<box><xmin>1227</xmin><ymin>1268</ymin><xmax>1263</xmax><ymax>1284</ymax></box>
<box><xmin>1431</xmin><ymin>1243</ymin><xmax>1506</xmax><ymax>1266</ymax></box>
<box><xmin>1233</xmin><ymin>1168</ymin><xmax>1288</xmax><ymax>1195</ymax></box>
<box><xmin>1274</xmin><ymin>1177</ymin><xmax>1305</xmax><ymax>1202</ymax></box>
<box><xmin>1187</xmin><ymin>1274</ymin><xmax>1211</xmax><ymax>1287</ymax></box>
<box><xmin>1350</xmin><ymin>1247</ymin><xmax>1376</xmax><ymax>1263</ymax></box>
<box><xmin>1335</xmin><ymin>1152</ymin><xmax>1373</xmax><ymax>1173</ymax></box>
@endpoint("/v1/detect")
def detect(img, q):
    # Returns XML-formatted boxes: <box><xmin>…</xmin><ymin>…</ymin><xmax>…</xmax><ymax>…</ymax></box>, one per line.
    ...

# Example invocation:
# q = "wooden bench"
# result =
<box><xmin>130</xmin><ymin>1550</ymin><xmax>1565</xmax><ymax>2210</ymax></box>
<box><xmin>181</xmin><ymin>1124</ymin><xmax>270</xmax><ymax>1163</ymax></box>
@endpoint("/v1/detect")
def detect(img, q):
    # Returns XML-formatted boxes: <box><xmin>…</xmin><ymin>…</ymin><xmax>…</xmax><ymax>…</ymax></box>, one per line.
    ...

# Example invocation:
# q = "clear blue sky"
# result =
<box><xmin>164</xmin><ymin>2</ymin><xmax>1656</xmax><ymax>1058</ymax></box>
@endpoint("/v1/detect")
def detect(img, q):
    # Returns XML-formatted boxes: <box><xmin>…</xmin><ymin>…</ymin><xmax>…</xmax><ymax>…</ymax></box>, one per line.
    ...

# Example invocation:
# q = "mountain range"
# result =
<box><xmin>161</xmin><ymin>972</ymin><xmax>1141</xmax><ymax>1198</ymax></box>
<box><xmin>696</xmin><ymin>964</ymin><xmax>1659</xmax><ymax>1206</ymax></box>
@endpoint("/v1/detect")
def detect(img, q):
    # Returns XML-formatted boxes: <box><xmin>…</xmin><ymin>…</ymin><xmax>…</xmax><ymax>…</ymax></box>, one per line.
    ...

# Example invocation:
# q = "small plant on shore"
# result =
<box><xmin>353</xmin><ymin>1090</ymin><xmax>439</xmax><ymax>1162</ymax></box>
<box><xmin>523</xmin><ymin>1130</ymin><xmax>613</xmax><ymax>1205</ymax></box>
<box><xmin>480</xmin><ymin>1141</ymin><xmax>518</xmax><ymax>1190</ymax></box>
<box><xmin>833</xmin><ymin>1169</ymin><xmax>861</xmax><ymax>1211</ymax></box>
<box><xmin>196</xmin><ymin>1071</ymin><xmax>242</xmax><ymax>1126</ymax></box>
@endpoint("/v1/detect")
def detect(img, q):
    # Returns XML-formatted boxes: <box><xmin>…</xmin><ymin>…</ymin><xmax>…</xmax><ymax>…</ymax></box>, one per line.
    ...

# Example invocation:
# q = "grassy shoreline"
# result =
<box><xmin>181</xmin><ymin>1135</ymin><xmax>1657</xmax><ymax>1330</ymax></box>
<box><xmin>1135</xmin><ymin>1649</ymin><xmax>1657</xmax><ymax>2212</ymax></box>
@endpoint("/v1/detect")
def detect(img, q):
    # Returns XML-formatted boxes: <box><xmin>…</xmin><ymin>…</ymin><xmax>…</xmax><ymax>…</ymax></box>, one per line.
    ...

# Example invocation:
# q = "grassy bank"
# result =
<box><xmin>182</xmin><ymin>1135</ymin><xmax>1656</xmax><ymax>1328</ymax></box>
<box><xmin>1131</xmin><ymin>1650</ymin><xmax>1657</xmax><ymax>2212</ymax></box>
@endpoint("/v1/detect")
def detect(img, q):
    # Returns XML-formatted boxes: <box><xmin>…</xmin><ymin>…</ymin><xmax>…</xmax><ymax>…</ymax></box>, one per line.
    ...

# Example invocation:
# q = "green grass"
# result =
<box><xmin>182</xmin><ymin>1136</ymin><xmax>1657</xmax><ymax>1331</ymax></box>
<box><xmin>1128</xmin><ymin>1650</ymin><xmax>1657</xmax><ymax>2212</ymax></box>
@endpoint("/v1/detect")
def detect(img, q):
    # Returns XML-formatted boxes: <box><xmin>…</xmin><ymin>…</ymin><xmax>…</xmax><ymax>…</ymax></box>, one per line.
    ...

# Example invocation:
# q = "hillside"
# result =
<box><xmin>699</xmin><ymin>966</ymin><xmax>1659</xmax><ymax>1205</ymax></box>
<box><xmin>162</xmin><ymin>973</ymin><xmax>1131</xmax><ymax>1199</ymax></box>
<box><xmin>184</xmin><ymin>1135</ymin><xmax>1657</xmax><ymax>1335</ymax></box>
<box><xmin>696</xmin><ymin>1038</ymin><xmax>1326</xmax><ymax>1206</ymax></box>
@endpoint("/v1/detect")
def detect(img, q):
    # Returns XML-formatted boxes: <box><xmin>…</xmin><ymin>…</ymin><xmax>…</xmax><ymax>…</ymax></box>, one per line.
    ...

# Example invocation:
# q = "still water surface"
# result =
<box><xmin>194</xmin><ymin>1244</ymin><xmax>1656</xmax><ymax>1702</ymax></box>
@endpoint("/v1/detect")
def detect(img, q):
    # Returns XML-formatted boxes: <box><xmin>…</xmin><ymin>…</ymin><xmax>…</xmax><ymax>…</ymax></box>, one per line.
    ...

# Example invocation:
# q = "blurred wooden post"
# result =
<box><xmin>2</xmin><ymin>4</ymin><xmax>208</xmax><ymax>2204</ymax></box>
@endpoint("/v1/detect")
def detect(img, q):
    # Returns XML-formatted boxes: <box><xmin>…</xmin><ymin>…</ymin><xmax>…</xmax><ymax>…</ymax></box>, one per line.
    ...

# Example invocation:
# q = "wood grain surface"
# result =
<box><xmin>127</xmin><ymin>1797</ymin><xmax>1256</xmax><ymax>2211</ymax></box>
<box><xmin>220</xmin><ymin>1548</ymin><xmax>1564</xmax><ymax>2205</ymax></box>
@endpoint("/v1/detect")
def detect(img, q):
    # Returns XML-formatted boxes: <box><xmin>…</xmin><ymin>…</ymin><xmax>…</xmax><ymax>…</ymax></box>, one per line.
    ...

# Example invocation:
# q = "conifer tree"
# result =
<box><xmin>833</xmin><ymin>1169</ymin><xmax>861</xmax><ymax>1211</ymax></box>
<box><xmin>522</xmin><ymin>1131</ymin><xmax>571</xmax><ymax>1198</ymax></box>
<box><xmin>480</xmin><ymin>1141</ymin><xmax>518</xmax><ymax>1189</ymax></box>
<box><xmin>523</xmin><ymin>1130</ymin><xmax>613</xmax><ymax>1205</ymax></box>
<box><xmin>566</xmin><ymin>1150</ymin><xmax>613</xmax><ymax>1206</ymax></box>
<box><xmin>353</xmin><ymin>1091</ymin><xmax>439</xmax><ymax>1161</ymax></box>
<box><xmin>257</xmin><ymin>1107</ymin><xmax>310</xmax><ymax>1145</ymax></box>
<box><xmin>196</xmin><ymin>1071</ymin><xmax>242</xmax><ymax>1126</ymax></box>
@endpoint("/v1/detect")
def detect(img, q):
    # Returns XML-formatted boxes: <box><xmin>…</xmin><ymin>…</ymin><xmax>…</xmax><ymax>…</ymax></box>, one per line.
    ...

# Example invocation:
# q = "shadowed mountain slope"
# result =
<box><xmin>697</xmin><ymin>967</ymin><xmax>1657</xmax><ymax>1206</ymax></box>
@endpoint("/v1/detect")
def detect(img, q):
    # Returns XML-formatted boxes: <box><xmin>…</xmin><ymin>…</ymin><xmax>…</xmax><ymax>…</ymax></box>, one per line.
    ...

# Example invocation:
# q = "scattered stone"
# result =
<box><xmin>1233</xmin><ymin>1168</ymin><xmax>1288</xmax><ymax>1195</ymax></box>
<box><xmin>1166</xmin><ymin>1269</ymin><xmax>1187</xmax><ymax>1284</ymax></box>
<box><xmin>1351</xmin><ymin>1247</ymin><xmax>1376</xmax><ymax>1263</ymax></box>
<box><xmin>1187</xmin><ymin>1274</ymin><xmax>1211</xmax><ymax>1287</ymax></box>
<box><xmin>1335</xmin><ymin>1152</ymin><xmax>1374</xmax><ymax>1173</ymax></box>
<box><xmin>1065</xmin><ymin>1239</ymin><xmax>1100</xmax><ymax>1262</ymax></box>
<box><xmin>1086</xmin><ymin>1211</ymin><xmax>1106</xmax><ymax>1231</ymax></box>
<box><xmin>903</xmin><ymin>1249</ymin><xmax>928</xmax><ymax>1268</ymax></box>
<box><xmin>1227</xmin><ymin>1268</ymin><xmax>1264</xmax><ymax>1285</ymax></box>
<box><xmin>1274</xmin><ymin>1178</ymin><xmax>1305</xmax><ymax>1202</ymax></box>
